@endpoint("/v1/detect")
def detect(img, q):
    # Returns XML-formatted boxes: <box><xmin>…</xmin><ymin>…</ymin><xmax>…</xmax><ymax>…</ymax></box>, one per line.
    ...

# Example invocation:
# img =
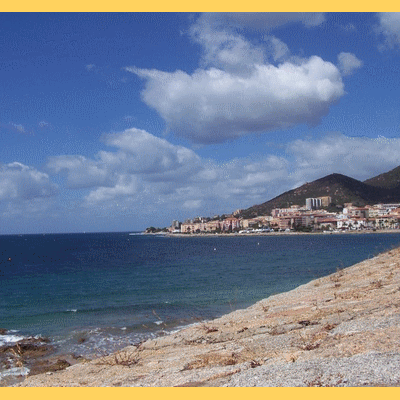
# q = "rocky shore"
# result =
<box><xmin>14</xmin><ymin>246</ymin><xmax>400</xmax><ymax>387</ymax></box>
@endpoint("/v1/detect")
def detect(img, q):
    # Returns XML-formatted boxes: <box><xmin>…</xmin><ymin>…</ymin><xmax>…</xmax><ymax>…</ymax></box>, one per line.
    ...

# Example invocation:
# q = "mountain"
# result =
<box><xmin>364</xmin><ymin>166</ymin><xmax>400</xmax><ymax>189</ymax></box>
<box><xmin>239</xmin><ymin>167</ymin><xmax>400</xmax><ymax>219</ymax></box>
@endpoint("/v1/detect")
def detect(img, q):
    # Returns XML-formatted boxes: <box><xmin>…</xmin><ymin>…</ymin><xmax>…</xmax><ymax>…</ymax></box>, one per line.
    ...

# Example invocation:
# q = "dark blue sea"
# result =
<box><xmin>1</xmin><ymin>231</ymin><xmax>400</xmax><ymax>378</ymax></box>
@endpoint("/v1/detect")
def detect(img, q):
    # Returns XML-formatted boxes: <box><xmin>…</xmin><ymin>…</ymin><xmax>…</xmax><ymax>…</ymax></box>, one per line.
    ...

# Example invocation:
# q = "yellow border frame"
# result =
<box><xmin>2</xmin><ymin>4</ymin><xmax>400</xmax><ymax>400</ymax></box>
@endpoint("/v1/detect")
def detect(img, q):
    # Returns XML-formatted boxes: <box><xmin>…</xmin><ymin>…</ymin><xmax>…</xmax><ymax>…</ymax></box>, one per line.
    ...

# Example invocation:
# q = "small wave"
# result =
<box><xmin>0</xmin><ymin>366</ymin><xmax>30</xmax><ymax>381</ymax></box>
<box><xmin>154</xmin><ymin>320</ymin><xmax>163</xmax><ymax>326</ymax></box>
<box><xmin>66</xmin><ymin>309</ymin><xmax>78</xmax><ymax>313</ymax></box>
<box><xmin>0</xmin><ymin>333</ymin><xmax>25</xmax><ymax>347</ymax></box>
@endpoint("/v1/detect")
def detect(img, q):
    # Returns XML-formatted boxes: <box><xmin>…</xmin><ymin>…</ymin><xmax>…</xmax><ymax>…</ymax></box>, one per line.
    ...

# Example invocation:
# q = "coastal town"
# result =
<box><xmin>146</xmin><ymin>197</ymin><xmax>400</xmax><ymax>235</ymax></box>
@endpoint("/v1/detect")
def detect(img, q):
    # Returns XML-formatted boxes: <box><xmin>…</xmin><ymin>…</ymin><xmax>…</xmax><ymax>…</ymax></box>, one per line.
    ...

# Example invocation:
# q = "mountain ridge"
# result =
<box><xmin>239</xmin><ymin>166</ymin><xmax>400</xmax><ymax>218</ymax></box>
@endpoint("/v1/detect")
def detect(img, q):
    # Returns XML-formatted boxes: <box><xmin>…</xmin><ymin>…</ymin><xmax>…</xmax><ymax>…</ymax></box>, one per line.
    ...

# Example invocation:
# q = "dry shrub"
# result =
<box><xmin>183</xmin><ymin>352</ymin><xmax>239</xmax><ymax>370</ymax></box>
<box><xmin>239</xmin><ymin>343</ymin><xmax>262</xmax><ymax>363</ymax></box>
<box><xmin>307</xmin><ymin>373</ymin><xmax>344</xmax><ymax>387</ymax></box>
<box><xmin>295</xmin><ymin>331</ymin><xmax>323</xmax><ymax>351</ymax></box>
<box><xmin>96</xmin><ymin>349</ymin><xmax>140</xmax><ymax>368</ymax></box>
<box><xmin>301</xmin><ymin>342</ymin><xmax>320</xmax><ymax>351</ymax></box>
<box><xmin>9</xmin><ymin>346</ymin><xmax>24</xmax><ymax>367</ymax></box>
<box><xmin>203</xmin><ymin>326</ymin><xmax>218</xmax><ymax>334</ymax></box>
<box><xmin>322</xmin><ymin>323</ymin><xmax>338</xmax><ymax>331</ymax></box>
<box><xmin>330</xmin><ymin>276</ymin><xmax>339</xmax><ymax>283</ymax></box>
<box><xmin>371</xmin><ymin>280</ymin><xmax>383</xmax><ymax>289</ymax></box>
<box><xmin>183</xmin><ymin>340</ymin><xmax>268</xmax><ymax>371</ymax></box>
<box><xmin>269</xmin><ymin>326</ymin><xmax>283</xmax><ymax>336</ymax></box>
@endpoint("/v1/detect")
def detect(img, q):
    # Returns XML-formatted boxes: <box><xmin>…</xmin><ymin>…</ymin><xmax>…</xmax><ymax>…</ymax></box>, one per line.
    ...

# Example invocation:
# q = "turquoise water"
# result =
<box><xmin>1</xmin><ymin>231</ymin><xmax>400</xmax><ymax>358</ymax></box>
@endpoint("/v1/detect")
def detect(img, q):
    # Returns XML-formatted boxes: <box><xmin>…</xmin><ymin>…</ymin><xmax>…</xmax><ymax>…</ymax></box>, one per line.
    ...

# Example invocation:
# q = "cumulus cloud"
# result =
<box><xmin>190</xmin><ymin>22</ymin><xmax>266</xmax><ymax>73</ymax></box>
<box><xmin>163</xmin><ymin>133</ymin><xmax>400</xmax><ymax>214</ymax></box>
<box><xmin>266</xmin><ymin>36</ymin><xmax>291</xmax><ymax>62</ymax></box>
<box><xmin>45</xmin><ymin>127</ymin><xmax>292</xmax><ymax>213</ymax></box>
<box><xmin>47</xmin><ymin>155</ymin><xmax>115</xmax><ymax>189</ymax></box>
<box><xmin>85</xmin><ymin>175</ymin><xmax>139</xmax><ymax>203</ymax></box>
<box><xmin>130</xmin><ymin>57</ymin><xmax>344</xmax><ymax>144</ymax></box>
<box><xmin>376</xmin><ymin>12</ymin><xmax>400</xmax><ymax>49</ymax></box>
<box><xmin>126</xmin><ymin>13</ymin><xmax>352</xmax><ymax>145</ymax></box>
<box><xmin>287</xmin><ymin>133</ymin><xmax>400</xmax><ymax>183</ymax></box>
<box><xmin>43</xmin><ymin>128</ymin><xmax>400</xmax><ymax>226</ymax></box>
<box><xmin>101</xmin><ymin>128</ymin><xmax>202</xmax><ymax>180</ymax></box>
<box><xmin>337</xmin><ymin>52</ymin><xmax>363</xmax><ymax>76</ymax></box>
<box><xmin>0</xmin><ymin>162</ymin><xmax>58</xmax><ymax>201</ymax></box>
<box><xmin>47</xmin><ymin>128</ymin><xmax>203</xmax><ymax>205</ymax></box>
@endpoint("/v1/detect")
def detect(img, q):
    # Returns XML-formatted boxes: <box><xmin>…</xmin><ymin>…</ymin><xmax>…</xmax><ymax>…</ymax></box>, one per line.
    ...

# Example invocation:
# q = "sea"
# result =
<box><xmin>1</xmin><ymin>231</ymin><xmax>400</xmax><ymax>382</ymax></box>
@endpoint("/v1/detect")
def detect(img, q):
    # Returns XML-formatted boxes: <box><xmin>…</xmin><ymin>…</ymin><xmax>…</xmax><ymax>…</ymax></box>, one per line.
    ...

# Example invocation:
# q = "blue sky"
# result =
<box><xmin>1</xmin><ymin>12</ymin><xmax>400</xmax><ymax>234</ymax></box>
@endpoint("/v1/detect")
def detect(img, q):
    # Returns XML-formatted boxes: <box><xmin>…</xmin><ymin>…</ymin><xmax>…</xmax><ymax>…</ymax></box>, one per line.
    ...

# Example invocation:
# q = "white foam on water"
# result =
<box><xmin>0</xmin><ymin>334</ymin><xmax>25</xmax><ymax>347</ymax></box>
<box><xmin>0</xmin><ymin>366</ymin><xmax>30</xmax><ymax>381</ymax></box>
<box><xmin>154</xmin><ymin>320</ymin><xmax>163</xmax><ymax>325</ymax></box>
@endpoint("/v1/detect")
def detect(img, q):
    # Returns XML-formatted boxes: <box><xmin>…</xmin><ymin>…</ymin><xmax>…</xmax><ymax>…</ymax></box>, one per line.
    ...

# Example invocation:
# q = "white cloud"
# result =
<box><xmin>190</xmin><ymin>22</ymin><xmax>266</xmax><ymax>73</ymax></box>
<box><xmin>183</xmin><ymin>199</ymin><xmax>203</xmax><ymax>209</ymax></box>
<box><xmin>47</xmin><ymin>128</ymin><xmax>203</xmax><ymax>206</ymax></box>
<box><xmin>39</xmin><ymin>121</ymin><xmax>50</xmax><ymax>128</ymax></box>
<box><xmin>45</xmin><ymin>128</ymin><xmax>290</xmax><ymax>213</ymax></box>
<box><xmin>0</xmin><ymin>162</ymin><xmax>58</xmax><ymax>201</ymax></box>
<box><xmin>44</xmin><ymin>129</ymin><xmax>400</xmax><ymax>226</ymax></box>
<box><xmin>266</xmin><ymin>36</ymin><xmax>290</xmax><ymax>62</ymax></box>
<box><xmin>10</xmin><ymin>123</ymin><xmax>26</xmax><ymax>133</ymax></box>
<box><xmin>130</xmin><ymin>57</ymin><xmax>344</xmax><ymax>144</ymax></box>
<box><xmin>48</xmin><ymin>128</ymin><xmax>202</xmax><ymax>192</ymax></box>
<box><xmin>47</xmin><ymin>155</ymin><xmax>115</xmax><ymax>189</ymax></box>
<box><xmin>101</xmin><ymin>128</ymin><xmax>202</xmax><ymax>179</ymax></box>
<box><xmin>376</xmin><ymin>12</ymin><xmax>400</xmax><ymax>49</ymax></box>
<box><xmin>85</xmin><ymin>175</ymin><xmax>139</xmax><ymax>203</ymax></box>
<box><xmin>3</xmin><ymin>130</ymin><xmax>398</xmax><ymax>233</ymax></box>
<box><xmin>287</xmin><ymin>133</ymin><xmax>400</xmax><ymax>182</ymax></box>
<box><xmin>127</xmin><ymin>13</ymin><xmax>351</xmax><ymax>145</ymax></box>
<box><xmin>337</xmin><ymin>52</ymin><xmax>363</xmax><ymax>76</ymax></box>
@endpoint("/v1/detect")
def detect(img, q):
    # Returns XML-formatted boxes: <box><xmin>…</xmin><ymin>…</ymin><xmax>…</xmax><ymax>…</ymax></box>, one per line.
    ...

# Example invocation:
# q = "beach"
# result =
<box><xmin>14</xmin><ymin>245</ymin><xmax>400</xmax><ymax>387</ymax></box>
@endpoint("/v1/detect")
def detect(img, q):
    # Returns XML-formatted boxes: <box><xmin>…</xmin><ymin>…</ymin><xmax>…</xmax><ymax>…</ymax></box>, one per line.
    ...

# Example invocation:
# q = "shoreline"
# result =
<box><xmin>142</xmin><ymin>229</ymin><xmax>400</xmax><ymax>238</ymax></box>
<box><xmin>15</xmin><ymin>244</ymin><xmax>400</xmax><ymax>387</ymax></box>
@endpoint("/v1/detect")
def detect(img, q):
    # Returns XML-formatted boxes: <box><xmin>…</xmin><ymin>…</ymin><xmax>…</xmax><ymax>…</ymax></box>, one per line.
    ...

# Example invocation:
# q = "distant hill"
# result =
<box><xmin>239</xmin><ymin>167</ymin><xmax>400</xmax><ymax>219</ymax></box>
<box><xmin>364</xmin><ymin>166</ymin><xmax>400</xmax><ymax>189</ymax></box>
